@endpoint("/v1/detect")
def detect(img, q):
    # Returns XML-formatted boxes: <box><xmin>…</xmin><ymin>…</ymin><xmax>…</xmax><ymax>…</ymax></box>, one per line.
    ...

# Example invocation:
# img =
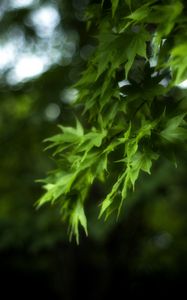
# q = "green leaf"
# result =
<box><xmin>119</xmin><ymin>150</ymin><xmax>159</xmax><ymax>215</ymax></box>
<box><xmin>170</xmin><ymin>43</ymin><xmax>187</xmax><ymax>84</ymax></box>
<box><xmin>78</xmin><ymin>129</ymin><xmax>107</xmax><ymax>154</ymax></box>
<box><xmin>140</xmin><ymin>152</ymin><xmax>158</xmax><ymax>174</ymax></box>
<box><xmin>95</xmin><ymin>153</ymin><xmax>108</xmax><ymax>181</ymax></box>
<box><xmin>111</xmin><ymin>0</ymin><xmax>119</xmax><ymax>17</ymax></box>
<box><xmin>126</xmin><ymin>2</ymin><xmax>152</xmax><ymax>22</ymax></box>
<box><xmin>99</xmin><ymin>173</ymin><xmax>125</xmax><ymax>219</ymax></box>
<box><xmin>160</xmin><ymin>114</ymin><xmax>187</xmax><ymax>143</ymax></box>
<box><xmin>69</xmin><ymin>200</ymin><xmax>88</xmax><ymax>244</ymax></box>
<box><xmin>131</xmin><ymin>151</ymin><xmax>159</xmax><ymax>176</ymax></box>
<box><xmin>45</xmin><ymin>119</ymin><xmax>84</xmax><ymax>147</ymax></box>
<box><xmin>125</xmin><ymin>29</ymin><xmax>150</xmax><ymax>77</ymax></box>
<box><xmin>147</xmin><ymin>2</ymin><xmax>183</xmax><ymax>25</ymax></box>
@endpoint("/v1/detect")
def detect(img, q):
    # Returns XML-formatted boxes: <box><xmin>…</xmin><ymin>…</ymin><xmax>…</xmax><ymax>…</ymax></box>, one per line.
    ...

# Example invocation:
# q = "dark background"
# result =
<box><xmin>0</xmin><ymin>0</ymin><xmax>187</xmax><ymax>297</ymax></box>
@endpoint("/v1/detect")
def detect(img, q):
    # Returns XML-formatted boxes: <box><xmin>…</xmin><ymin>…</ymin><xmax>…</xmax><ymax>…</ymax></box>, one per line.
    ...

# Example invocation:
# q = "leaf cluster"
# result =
<box><xmin>38</xmin><ymin>0</ymin><xmax>187</xmax><ymax>242</ymax></box>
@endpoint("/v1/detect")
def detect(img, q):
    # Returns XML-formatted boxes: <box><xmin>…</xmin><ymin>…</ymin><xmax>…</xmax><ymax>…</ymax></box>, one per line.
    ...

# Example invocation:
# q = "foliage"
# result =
<box><xmin>38</xmin><ymin>0</ymin><xmax>187</xmax><ymax>242</ymax></box>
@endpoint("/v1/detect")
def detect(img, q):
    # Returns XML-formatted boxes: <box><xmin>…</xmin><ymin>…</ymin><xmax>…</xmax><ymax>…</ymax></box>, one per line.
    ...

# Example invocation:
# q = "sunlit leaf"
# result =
<box><xmin>69</xmin><ymin>200</ymin><xmax>88</xmax><ymax>244</ymax></box>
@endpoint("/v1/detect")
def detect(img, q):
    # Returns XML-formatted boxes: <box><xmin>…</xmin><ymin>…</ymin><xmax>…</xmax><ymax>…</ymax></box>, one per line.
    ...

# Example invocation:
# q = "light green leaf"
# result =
<box><xmin>69</xmin><ymin>201</ymin><xmax>88</xmax><ymax>244</ymax></box>
<box><xmin>170</xmin><ymin>43</ymin><xmax>187</xmax><ymax>84</ymax></box>
<box><xmin>125</xmin><ymin>3</ymin><xmax>152</xmax><ymax>22</ymax></box>
<box><xmin>78</xmin><ymin>129</ymin><xmax>107</xmax><ymax>154</ymax></box>
<box><xmin>118</xmin><ymin>122</ymin><xmax>131</xmax><ymax>143</ymax></box>
<box><xmin>131</xmin><ymin>151</ymin><xmax>159</xmax><ymax>175</ymax></box>
<box><xmin>99</xmin><ymin>173</ymin><xmax>125</xmax><ymax>219</ymax></box>
<box><xmin>140</xmin><ymin>153</ymin><xmax>158</xmax><ymax>174</ymax></box>
<box><xmin>37</xmin><ymin>172</ymin><xmax>77</xmax><ymax>206</ymax></box>
<box><xmin>95</xmin><ymin>153</ymin><xmax>108</xmax><ymax>181</ymax></box>
<box><xmin>45</xmin><ymin>119</ymin><xmax>84</xmax><ymax>147</ymax></box>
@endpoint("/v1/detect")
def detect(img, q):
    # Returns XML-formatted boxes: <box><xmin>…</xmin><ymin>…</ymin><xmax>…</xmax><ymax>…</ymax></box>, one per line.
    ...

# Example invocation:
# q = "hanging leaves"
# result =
<box><xmin>38</xmin><ymin>0</ymin><xmax>187</xmax><ymax>242</ymax></box>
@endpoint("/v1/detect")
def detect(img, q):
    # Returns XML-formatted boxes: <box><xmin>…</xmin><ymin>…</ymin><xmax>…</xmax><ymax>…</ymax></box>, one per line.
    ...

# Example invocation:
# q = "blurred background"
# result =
<box><xmin>1</xmin><ymin>0</ymin><xmax>187</xmax><ymax>298</ymax></box>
